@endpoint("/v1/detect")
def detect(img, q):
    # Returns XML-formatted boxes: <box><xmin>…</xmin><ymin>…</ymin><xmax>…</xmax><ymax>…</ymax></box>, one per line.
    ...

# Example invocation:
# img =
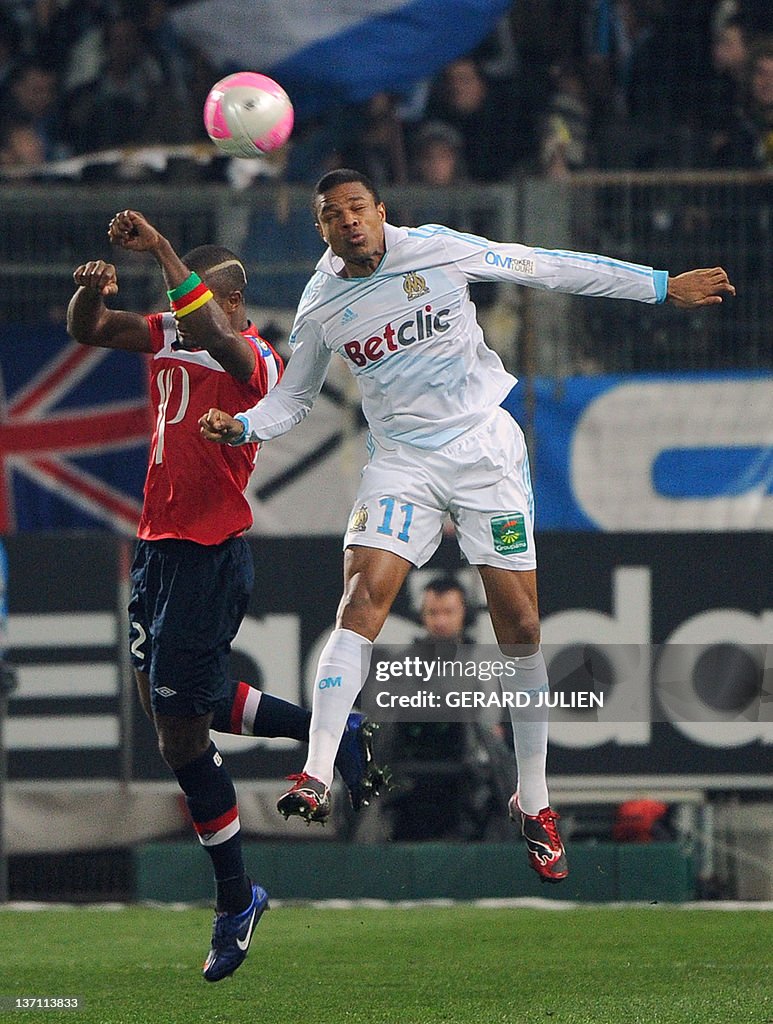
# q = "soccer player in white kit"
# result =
<box><xmin>201</xmin><ymin>169</ymin><xmax>735</xmax><ymax>883</ymax></box>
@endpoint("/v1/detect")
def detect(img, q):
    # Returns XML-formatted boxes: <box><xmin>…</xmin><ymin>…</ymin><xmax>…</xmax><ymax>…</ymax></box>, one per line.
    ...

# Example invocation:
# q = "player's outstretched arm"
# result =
<box><xmin>67</xmin><ymin>260</ymin><xmax>152</xmax><ymax>352</ymax></box>
<box><xmin>666</xmin><ymin>267</ymin><xmax>736</xmax><ymax>308</ymax></box>
<box><xmin>199</xmin><ymin>408</ymin><xmax>245</xmax><ymax>444</ymax></box>
<box><xmin>108</xmin><ymin>209</ymin><xmax>255</xmax><ymax>381</ymax></box>
<box><xmin>199</xmin><ymin>326</ymin><xmax>333</xmax><ymax>445</ymax></box>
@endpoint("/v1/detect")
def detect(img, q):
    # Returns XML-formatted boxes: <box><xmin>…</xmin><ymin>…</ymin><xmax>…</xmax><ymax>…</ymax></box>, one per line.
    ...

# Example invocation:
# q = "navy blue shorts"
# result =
<box><xmin>128</xmin><ymin>537</ymin><xmax>254</xmax><ymax>717</ymax></box>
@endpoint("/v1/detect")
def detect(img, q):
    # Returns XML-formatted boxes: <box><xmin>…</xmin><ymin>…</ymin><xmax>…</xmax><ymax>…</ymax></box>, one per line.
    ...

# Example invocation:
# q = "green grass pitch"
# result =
<box><xmin>1</xmin><ymin>904</ymin><xmax>771</xmax><ymax>1024</ymax></box>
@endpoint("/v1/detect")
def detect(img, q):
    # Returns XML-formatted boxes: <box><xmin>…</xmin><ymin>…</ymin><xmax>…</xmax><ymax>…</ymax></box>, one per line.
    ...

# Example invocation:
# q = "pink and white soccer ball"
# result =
<box><xmin>203</xmin><ymin>72</ymin><xmax>294</xmax><ymax>157</ymax></box>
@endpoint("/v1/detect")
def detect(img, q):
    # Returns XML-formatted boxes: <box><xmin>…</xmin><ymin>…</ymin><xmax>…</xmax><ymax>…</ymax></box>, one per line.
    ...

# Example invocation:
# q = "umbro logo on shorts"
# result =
<box><xmin>154</xmin><ymin>686</ymin><xmax>177</xmax><ymax>697</ymax></box>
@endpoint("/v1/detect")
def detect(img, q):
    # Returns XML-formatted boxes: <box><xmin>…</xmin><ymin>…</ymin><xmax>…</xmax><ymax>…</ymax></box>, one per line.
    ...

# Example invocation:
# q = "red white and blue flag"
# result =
<box><xmin>0</xmin><ymin>325</ymin><xmax>151</xmax><ymax>534</ymax></box>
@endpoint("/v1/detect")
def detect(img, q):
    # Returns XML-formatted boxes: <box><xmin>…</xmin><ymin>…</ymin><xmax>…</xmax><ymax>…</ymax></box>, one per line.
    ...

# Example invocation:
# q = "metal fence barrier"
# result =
<box><xmin>564</xmin><ymin>171</ymin><xmax>773</xmax><ymax>373</ymax></box>
<box><xmin>0</xmin><ymin>173</ymin><xmax>769</xmax><ymax>374</ymax></box>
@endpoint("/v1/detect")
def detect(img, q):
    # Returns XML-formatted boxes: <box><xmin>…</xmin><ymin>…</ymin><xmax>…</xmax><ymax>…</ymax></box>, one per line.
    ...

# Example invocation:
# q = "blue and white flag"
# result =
<box><xmin>172</xmin><ymin>0</ymin><xmax>513</xmax><ymax>117</ymax></box>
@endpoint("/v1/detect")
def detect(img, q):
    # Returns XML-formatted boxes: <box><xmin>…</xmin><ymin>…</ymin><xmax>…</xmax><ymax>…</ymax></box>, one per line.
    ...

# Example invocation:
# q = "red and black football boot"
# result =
<box><xmin>509</xmin><ymin>794</ymin><xmax>569</xmax><ymax>883</ymax></box>
<box><xmin>277</xmin><ymin>772</ymin><xmax>331</xmax><ymax>824</ymax></box>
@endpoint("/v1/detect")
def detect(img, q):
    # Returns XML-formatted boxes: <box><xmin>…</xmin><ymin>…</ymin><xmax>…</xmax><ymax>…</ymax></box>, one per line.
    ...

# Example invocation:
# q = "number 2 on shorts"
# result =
<box><xmin>377</xmin><ymin>496</ymin><xmax>414</xmax><ymax>543</ymax></box>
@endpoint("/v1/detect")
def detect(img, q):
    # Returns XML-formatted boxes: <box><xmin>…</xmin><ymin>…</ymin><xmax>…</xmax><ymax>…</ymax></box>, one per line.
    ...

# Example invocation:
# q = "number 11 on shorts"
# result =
<box><xmin>377</xmin><ymin>497</ymin><xmax>414</xmax><ymax>542</ymax></box>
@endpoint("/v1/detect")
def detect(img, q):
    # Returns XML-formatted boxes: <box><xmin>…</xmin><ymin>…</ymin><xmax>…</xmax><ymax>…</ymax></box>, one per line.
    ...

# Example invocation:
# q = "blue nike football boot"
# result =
<box><xmin>202</xmin><ymin>882</ymin><xmax>269</xmax><ymax>982</ymax></box>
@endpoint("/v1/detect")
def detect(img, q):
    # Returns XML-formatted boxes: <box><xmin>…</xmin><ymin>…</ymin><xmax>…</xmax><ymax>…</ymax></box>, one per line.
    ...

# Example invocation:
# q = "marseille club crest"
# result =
<box><xmin>349</xmin><ymin>504</ymin><xmax>369</xmax><ymax>532</ymax></box>
<box><xmin>403</xmin><ymin>272</ymin><xmax>429</xmax><ymax>300</ymax></box>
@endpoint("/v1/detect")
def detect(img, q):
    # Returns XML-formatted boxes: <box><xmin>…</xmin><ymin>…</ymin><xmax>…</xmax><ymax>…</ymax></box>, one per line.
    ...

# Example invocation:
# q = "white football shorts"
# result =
<box><xmin>343</xmin><ymin>406</ymin><xmax>536</xmax><ymax>570</ymax></box>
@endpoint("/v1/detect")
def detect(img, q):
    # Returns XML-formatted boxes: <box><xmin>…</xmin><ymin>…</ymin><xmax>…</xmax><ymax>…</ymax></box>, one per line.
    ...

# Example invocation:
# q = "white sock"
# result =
<box><xmin>507</xmin><ymin>649</ymin><xmax>550</xmax><ymax>816</ymax></box>
<box><xmin>303</xmin><ymin>627</ymin><xmax>373</xmax><ymax>787</ymax></box>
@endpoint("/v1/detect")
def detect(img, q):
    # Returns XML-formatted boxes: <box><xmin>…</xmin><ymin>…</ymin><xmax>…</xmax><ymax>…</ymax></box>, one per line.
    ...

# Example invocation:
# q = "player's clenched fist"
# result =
<box><xmin>72</xmin><ymin>260</ymin><xmax>119</xmax><ymax>297</ymax></box>
<box><xmin>666</xmin><ymin>267</ymin><xmax>736</xmax><ymax>308</ymax></box>
<box><xmin>199</xmin><ymin>407</ymin><xmax>246</xmax><ymax>444</ymax></box>
<box><xmin>108</xmin><ymin>209</ymin><xmax>163</xmax><ymax>253</ymax></box>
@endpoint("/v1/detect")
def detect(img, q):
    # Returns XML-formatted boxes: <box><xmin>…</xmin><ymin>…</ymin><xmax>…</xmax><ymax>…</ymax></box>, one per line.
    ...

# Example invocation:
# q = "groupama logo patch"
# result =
<box><xmin>490</xmin><ymin>513</ymin><xmax>528</xmax><ymax>555</ymax></box>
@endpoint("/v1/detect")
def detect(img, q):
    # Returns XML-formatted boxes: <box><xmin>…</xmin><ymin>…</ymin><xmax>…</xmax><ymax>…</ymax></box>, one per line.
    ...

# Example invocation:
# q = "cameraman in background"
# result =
<box><xmin>380</xmin><ymin>575</ymin><xmax>511</xmax><ymax>842</ymax></box>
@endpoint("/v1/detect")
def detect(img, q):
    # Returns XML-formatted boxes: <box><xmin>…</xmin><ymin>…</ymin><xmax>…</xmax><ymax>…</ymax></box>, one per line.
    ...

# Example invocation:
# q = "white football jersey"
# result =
<box><xmin>237</xmin><ymin>223</ymin><xmax>667</xmax><ymax>450</ymax></box>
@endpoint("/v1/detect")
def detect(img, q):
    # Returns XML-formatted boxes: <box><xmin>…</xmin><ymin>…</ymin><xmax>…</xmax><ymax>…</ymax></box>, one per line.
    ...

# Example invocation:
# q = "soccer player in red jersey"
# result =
<box><xmin>67</xmin><ymin>210</ymin><xmax>384</xmax><ymax>981</ymax></box>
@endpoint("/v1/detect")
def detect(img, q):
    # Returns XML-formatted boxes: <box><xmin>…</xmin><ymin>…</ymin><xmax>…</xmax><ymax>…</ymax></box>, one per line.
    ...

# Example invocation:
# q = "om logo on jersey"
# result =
<box><xmin>484</xmin><ymin>252</ymin><xmax>535</xmax><ymax>275</ymax></box>
<box><xmin>402</xmin><ymin>271</ymin><xmax>429</xmax><ymax>300</ymax></box>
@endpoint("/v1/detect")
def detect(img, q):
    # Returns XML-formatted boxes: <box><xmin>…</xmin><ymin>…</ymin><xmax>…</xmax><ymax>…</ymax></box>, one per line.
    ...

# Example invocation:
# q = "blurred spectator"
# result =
<box><xmin>39</xmin><ymin>0</ymin><xmax>112</xmax><ymax>87</ymax></box>
<box><xmin>699</xmin><ymin>16</ymin><xmax>750</xmax><ymax>163</ymax></box>
<box><xmin>612</xmin><ymin>799</ymin><xmax>675</xmax><ymax>842</ymax></box>
<box><xmin>407</xmin><ymin>121</ymin><xmax>494</xmax><ymax>308</ymax></box>
<box><xmin>339</xmin><ymin>92</ymin><xmax>408</xmax><ymax>185</ymax></box>
<box><xmin>424</xmin><ymin>56</ymin><xmax>536</xmax><ymax>181</ymax></box>
<box><xmin>715</xmin><ymin>36</ymin><xmax>773</xmax><ymax>167</ymax></box>
<box><xmin>0</xmin><ymin>117</ymin><xmax>45</xmax><ymax>172</ymax></box>
<box><xmin>1</xmin><ymin>0</ymin><xmax>56</xmax><ymax>55</ymax></box>
<box><xmin>0</xmin><ymin>61</ymin><xmax>65</xmax><ymax>161</ymax></box>
<box><xmin>714</xmin><ymin>14</ymin><xmax>751</xmax><ymax>82</ymax></box>
<box><xmin>262</xmin><ymin>102</ymin><xmax>366</xmax><ymax>185</ymax></box>
<box><xmin>410</xmin><ymin>120</ymin><xmax>467</xmax><ymax>187</ymax></box>
<box><xmin>63</xmin><ymin>15</ymin><xmax>198</xmax><ymax>155</ymax></box>
<box><xmin>134</xmin><ymin>0</ymin><xmax>216</xmax><ymax>131</ymax></box>
<box><xmin>539</xmin><ymin>61</ymin><xmax>594</xmax><ymax>178</ymax></box>
<box><xmin>720</xmin><ymin>0</ymin><xmax>773</xmax><ymax>37</ymax></box>
<box><xmin>140</xmin><ymin>0</ymin><xmax>198</xmax><ymax>92</ymax></box>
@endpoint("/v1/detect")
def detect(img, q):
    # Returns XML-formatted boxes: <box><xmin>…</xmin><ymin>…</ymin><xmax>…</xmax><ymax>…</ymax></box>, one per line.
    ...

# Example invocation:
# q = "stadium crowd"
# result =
<box><xmin>1</xmin><ymin>0</ymin><xmax>772</xmax><ymax>181</ymax></box>
<box><xmin>0</xmin><ymin>0</ymin><xmax>768</xmax><ymax>370</ymax></box>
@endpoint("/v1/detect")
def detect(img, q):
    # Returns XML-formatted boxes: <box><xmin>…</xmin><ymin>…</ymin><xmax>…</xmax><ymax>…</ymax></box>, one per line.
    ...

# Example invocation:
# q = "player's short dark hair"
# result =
<box><xmin>423</xmin><ymin>576</ymin><xmax>467</xmax><ymax>604</ymax></box>
<box><xmin>312</xmin><ymin>168</ymin><xmax>381</xmax><ymax>213</ymax></box>
<box><xmin>182</xmin><ymin>244</ymin><xmax>247</xmax><ymax>295</ymax></box>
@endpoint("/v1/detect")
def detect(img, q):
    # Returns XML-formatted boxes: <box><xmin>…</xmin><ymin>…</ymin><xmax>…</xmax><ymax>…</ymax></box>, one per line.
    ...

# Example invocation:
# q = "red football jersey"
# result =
<box><xmin>137</xmin><ymin>312</ymin><xmax>283</xmax><ymax>545</ymax></box>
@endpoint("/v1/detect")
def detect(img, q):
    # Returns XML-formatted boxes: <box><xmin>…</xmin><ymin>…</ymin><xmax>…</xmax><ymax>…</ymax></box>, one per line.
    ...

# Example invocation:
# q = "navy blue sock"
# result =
<box><xmin>211</xmin><ymin>680</ymin><xmax>311</xmax><ymax>741</ymax></box>
<box><xmin>173</xmin><ymin>741</ymin><xmax>251</xmax><ymax>914</ymax></box>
